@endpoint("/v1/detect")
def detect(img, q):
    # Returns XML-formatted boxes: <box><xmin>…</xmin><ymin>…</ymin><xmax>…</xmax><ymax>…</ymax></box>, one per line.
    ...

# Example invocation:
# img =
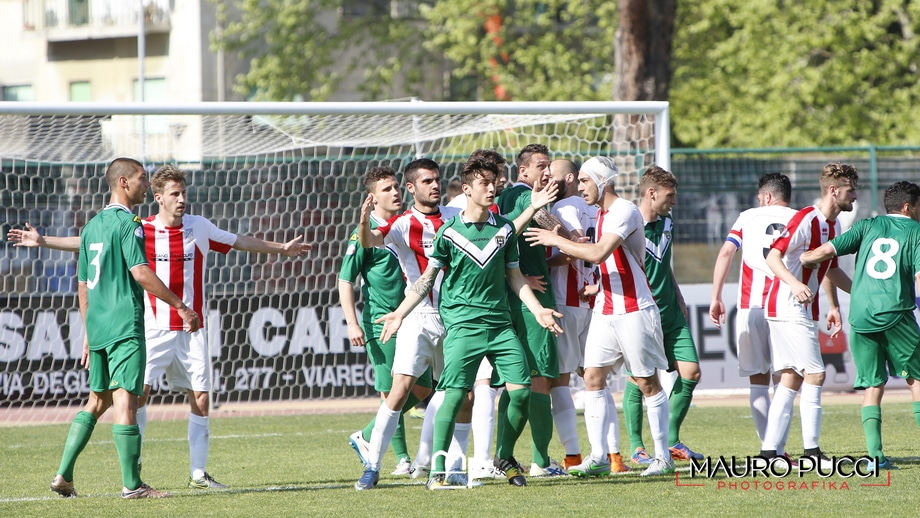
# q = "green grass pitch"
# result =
<box><xmin>2</xmin><ymin>399</ymin><xmax>918</xmax><ymax>517</ymax></box>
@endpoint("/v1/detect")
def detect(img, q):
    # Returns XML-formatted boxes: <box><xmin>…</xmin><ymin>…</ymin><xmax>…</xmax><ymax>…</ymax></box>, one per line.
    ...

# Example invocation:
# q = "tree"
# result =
<box><xmin>670</xmin><ymin>0</ymin><xmax>920</xmax><ymax>147</ymax></box>
<box><xmin>614</xmin><ymin>0</ymin><xmax>677</xmax><ymax>101</ymax></box>
<box><xmin>421</xmin><ymin>0</ymin><xmax>619</xmax><ymax>101</ymax></box>
<box><xmin>212</xmin><ymin>0</ymin><xmax>442</xmax><ymax>101</ymax></box>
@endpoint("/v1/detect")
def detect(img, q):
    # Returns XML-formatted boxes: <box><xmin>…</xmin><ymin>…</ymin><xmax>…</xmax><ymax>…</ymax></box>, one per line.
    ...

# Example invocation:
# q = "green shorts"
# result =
<box><xmin>88</xmin><ymin>336</ymin><xmax>146</xmax><ymax>396</ymax></box>
<box><xmin>511</xmin><ymin>308</ymin><xmax>559</xmax><ymax>379</ymax></box>
<box><xmin>440</xmin><ymin>325</ymin><xmax>531</xmax><ymax>390</ymax></box>
<box><xmin>851</xmin><ymin>313</ymin><xmax>920</xmax><ymax>390</ymax></box>
<box><xmin>663</xmin><ymin>323</ymin><xmax>699</xmax><ymax>368</ymax></box>
<box><xmin>365</xmin><ymin>322</ymin><xmax>432</xmax><ymax>392</ymax></box>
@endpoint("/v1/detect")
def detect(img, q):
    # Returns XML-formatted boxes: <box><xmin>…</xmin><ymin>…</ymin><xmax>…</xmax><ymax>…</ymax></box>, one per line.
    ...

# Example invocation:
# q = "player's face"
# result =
<box><xmin>494</xmin><ymin>170</ymin><xmax>508</xmax><ymax>195</ymax></box>
<box><xmin>650</xmin><ymin>185</ymin><xmax>677</xmax><ymax>216</ymax></box>
<box><xmin>833</xmin><ymin>181</ymin><xmax>858</xmax><ymax>212</ymax></box>
<box><xmin>577</xmin><ymin>171</ymin><xmax>600</xmax><ymax>206</ymax></box>
<box><xmin>407</xmin><ymin>168</ymin><xmax>441</xmax><ymax>210</ymax></box>
<box><xmin>522</xmin><ymin>153</ymin><xmax>551</xmax><ymax>189</ymax></box>
<box><xmin>124</xmin><ymin>167</ymin><xmax>150</xmax><ymax>205</ymax></box>
<box><xmin>371</xmin><ymin>176</ymin><xmax>402</xmax><ymax>213</ymax></box>
<box><xmin>155</xmin><ymin>180</ymin><xmax>188</xmax><ymax>218</ymax></box>
<box><xmin>466</xmin><ymin>171</ymin><xmax>496</xmax><ymax>209</ymax></box>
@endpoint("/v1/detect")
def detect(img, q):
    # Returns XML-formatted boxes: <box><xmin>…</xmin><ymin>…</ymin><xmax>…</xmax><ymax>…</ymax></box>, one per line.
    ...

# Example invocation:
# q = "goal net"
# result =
<box><xmin>0</xmin><ymin>101</ymin><xmax>669</xmax><ymax>424</ymax></box>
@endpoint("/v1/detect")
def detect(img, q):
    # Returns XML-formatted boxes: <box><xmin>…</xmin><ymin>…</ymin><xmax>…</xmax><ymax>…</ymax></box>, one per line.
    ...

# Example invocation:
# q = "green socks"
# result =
<box><xmin>623</xmin><ymin>381</ymin><xmax>645</xmax><ymax>451</ymax></box>
<box><xmin>861</xmin><ymin>405</ymin><xmax>883</xmax><ymax>462</ymax></box>
<box><xmin>57</xmin><ymin>411</ymin><xmax>98</xmax><ymax>482</ymax></box>
<box><xmin>432</xmin><ymin>389</ymin><xmax>466</xmax><ymax>472</ymax></box>
<box><xmin>112</xmin><ymin>424</ymin><xmax>143</xmax><ymax>490</ymax></box>
<box><xmin>496</xmin><ymin>388</ymin><xmax>530</xmax><ymax>460</ymax></box>
<box><xmin>669</xmin><ymin>377</ymin><xmax>698</xmax><ymax>446</ymax></box>
<box><xmin>529</xmin><ymin>392</ymin><xmax>553</xmax><ymax>468</ymax></box>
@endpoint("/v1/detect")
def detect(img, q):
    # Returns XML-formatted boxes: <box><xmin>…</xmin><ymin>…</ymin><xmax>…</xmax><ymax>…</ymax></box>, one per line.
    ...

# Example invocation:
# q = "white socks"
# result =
<box><xmin>645</xmin><ymin>390</ymin><xmax>670</xmax><ymax>461</ymax></box>
<box><xmin>800</xmin><ymin>382</ymin><xmax>823</xmax><ymax>450</ymax></box>
<box><xmin>583</xmin><ymin>389</ymin><xmax>608</xmax><ymax>460</ymax></box>
<box><xmin>762</xmin><ymin>384</ymin><xmax>797</xmax><ymax>452</ymax></box>
<box><xmin>367</xmin><ymin>405</ymin><xmax>400</xmax><ymax>471</ymax></box>
<box><xmin>551</xmin><ymin>386</ymin><xmax>580</xmax><ymax>456</ymax></box>
<box><xmin>749</xmin><ymin>384</ymin><xmax>770</xmax><ymax>442</ymax></box>
<box><xmin>471</xmin><ymin>385</ymin><xmax>498</xmax><ymax>463</ymax></box>
<box><xmin>605</xmin><ymin>390</ymin><xmax>621</xmax><ymax>454</ymax></box>
<box><xmin>188</xmin><ymin>413</ymin><xmax>209</xmax><ymax>479</ymax></box>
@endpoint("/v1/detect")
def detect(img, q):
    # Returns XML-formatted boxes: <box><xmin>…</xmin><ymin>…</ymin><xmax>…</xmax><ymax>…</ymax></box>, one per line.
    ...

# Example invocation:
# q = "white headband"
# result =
<box><xmin>581</xmin><ymin>156</ymin><xmax>619</xmax><ymax>189</ymax></box>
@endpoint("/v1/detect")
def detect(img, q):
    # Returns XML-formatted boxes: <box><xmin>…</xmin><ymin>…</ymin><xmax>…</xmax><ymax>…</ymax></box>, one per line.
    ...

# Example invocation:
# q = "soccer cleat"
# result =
<box><xmin>122</xmin><ymin>483</ymin><xmax>170</xmax><ymax>499</ymax></box>
<box><xmin>494</xmin><ymin>457</ymin><xmax>527</xmax><ymax>486</ymax></box>
<box><xmin>50</xmin><ymin>475</ymin><xmax>77</xmax><ymax>498</ymax></box>
<box><xmin>529</xmin><ymin>458</ymin><xmax>568</xmax><ymax>477</ymax></box>
<box><xmin>188</xmin><ymin>472</ymin><xmax>228</xmax><ymax>489</ymax></box>
<box><xmin>392</xmin><ymin>457</ymin><xmax>412</xmax><ymax>476</ymax></box>
<box><xmin>800</xmin><ymin>448</ymin><xmax>834</xmax><ymax>470</ymax></box>
<box><xmin>567</xmin><ymin>456</ymin><xmax>611</xmax><ymax>477</ymax></box>
<box><xmin>631</xmin><ymin>447</ymin><xmax>653</xmax><ymax>465</ymax></box>
<box><xmin>409</xmin><ymin>464</ymin><xmax>431</xmax><ymax>480</ymax></box>
<box><xmin>426</xmin><ymin>474</ymin><xmax>450</xmax><ymax>490</ymax></box>
<box><xmin>609</xmin><ymin>453</ymin><xmax>631</xmax><ymax>473</ymax></box>
<box><xmin>561</xmin><ymin>453</ymin><xmax>583</xmax><ymax>471</ymax></box>
<box><xmin>354</xmin><ymin>468</ymin><xmax>380</xmax><ymax>490</ymax></box>
<box><xmin>640</xmin><ymin>458</ymin><xmax>675</xmax><ymax>477</ymax></box>
<box><xmin>669</xmin><ymin>442</ymin><xmax>704</xmax><ymax>461</ymax></box>
<box><xmin>407</xmin><ymin>407</ymin><xmax>426</xmax><ymax>420</ymax></box>
<box><xmin>445</xmin><ymin>472</ymin><xmax>482</xmax><ymax>487</ymax></box>
<box><xmin>470</xmin><ymin>459</ymin><xmax>501</xmax><ymax>480</ymax></box>
<box><xmin>867</xmin><ymin>457</ymin><xmax>899</xmax><ymax>470</ymax></box>
<box><xmin>349</xmin><ymin>430</ymin><xmax>371</xmax><ymax>467</ymax></box>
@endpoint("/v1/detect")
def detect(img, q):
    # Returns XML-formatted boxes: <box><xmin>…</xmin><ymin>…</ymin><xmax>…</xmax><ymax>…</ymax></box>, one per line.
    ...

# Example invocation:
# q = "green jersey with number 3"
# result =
<box><xmin>830</xmin><ymin>214</ymin><xmax>920</xmax><ymax>333</ymax></box>
<box><xmin>77</xmin><ymin>204</ymin><xmax>149</xmax><ymax>350</ymax></box>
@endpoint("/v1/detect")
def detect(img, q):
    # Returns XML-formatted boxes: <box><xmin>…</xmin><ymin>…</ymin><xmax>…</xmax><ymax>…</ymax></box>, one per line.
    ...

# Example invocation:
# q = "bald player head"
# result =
<box><xmin>550</xmin><ymin>159</ymin><xmax>580</xmax><ymax>199</ymax></box>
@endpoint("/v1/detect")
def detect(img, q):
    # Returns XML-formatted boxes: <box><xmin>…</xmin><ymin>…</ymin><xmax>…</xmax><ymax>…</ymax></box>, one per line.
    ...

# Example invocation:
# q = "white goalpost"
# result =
<box><xmin>0</xmin><ymin>101</ymin><xmax>669</xmax><ymax>424</ymax></box>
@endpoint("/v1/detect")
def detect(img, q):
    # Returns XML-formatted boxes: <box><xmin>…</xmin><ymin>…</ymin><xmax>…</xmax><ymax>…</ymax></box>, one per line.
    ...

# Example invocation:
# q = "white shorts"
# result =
<box><xmin>145</xmin><ymin>328</ymin><xmax>210</xmax><ymax>392</ymax></box>
<box><xmin>767</xmin><ymin>319</ymin><xmax>824</xmax><ymax>375</ymax></box>
<box><xmin>736</xmin><ymin>308</ymin><xmax>772</xmax><ymax>377</ymax></box>
<box><xmin>392</xmin><ymin>311</ymin><xmax>445</xmax><ymax>380</ymax></box>
<box><xmin>475</xmin><ymin>357</ymin><xmax>493</xmax><ymax>381</ymax></box>
<box><xmin>557</xmin><ymin>305</ymin><xmax>591</xmax><ymax>374</ymax></box>
<box><xmin>583</xmin><ymin>306</ymin><xmax>667</xmax><ymax>378</ymax></box>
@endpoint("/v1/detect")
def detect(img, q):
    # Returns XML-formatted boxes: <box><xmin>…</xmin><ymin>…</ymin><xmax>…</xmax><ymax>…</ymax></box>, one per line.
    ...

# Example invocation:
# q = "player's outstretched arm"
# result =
<box><xmin>233</xmin><ymin>234</ymin><xmax>312</xmax><ymax>257</ymax></box>
<box><xmin>337</xmin><ymin>279</ymin><xmax>366</xmax><ymax>347</ymax></box>
<box><xmin>375</xmin><ymin>264</ymin><xmax>439</xmax><ymax>343</ymax></box>
<box><xmin>800</xmin><ymin>242</ymin><xmax>837</xmax><ymax>270</ymax></box>
<box><xmin>7</xmin><ymin>223</ymin><xmax>79</xmax><ymax>252</ymax></box>
<box><xmin>524</xmin><ymin>227</ymin><xmax>620</xmax><ymax>265</ymax></box>
<box><xmin>509</xmin><ymin>180</ymin><xmax>559</xmax><ymax>235</ymax></box>
<box><xmin>766</xmin><ymin>248</ymin><xmax>812</xmax><ymax>303</ymax></box>
<box><xmin>130</xmin><ymin>265</ymin><xmax>201</xmax><ymax>332</ymax></box>
<box><xmin>506</xmin><ymin>267</ymin><xmax>563</xmax><ymax>336</ymax></box>
<box><xmin>357</xmin><ymin>194</ymin><xmax>385</xmax><ymax>248</ymax></box>
<box><xmin>709</xmin><ymin>241</ymin><xmax>737</xmax><ymax>328</ymax></box>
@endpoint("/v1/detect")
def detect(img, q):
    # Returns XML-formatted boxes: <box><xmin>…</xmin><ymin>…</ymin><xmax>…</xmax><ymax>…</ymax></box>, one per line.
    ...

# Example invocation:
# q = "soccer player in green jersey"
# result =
<box><xmin>339</xmin><ymin>166</ymin><xmax>433</xmax><ymax>475</ymax></box>
<box><xmin>50</xmin><ymin>158</ymin><xmax>200</xmax><ymax>499</ymax></box>
<box><xmin>495</xmin><ymin>143</ymin><xmax>565</xmax><ymax>476</ymax></box>
<box><xmin>624</xmin><ymin>166</ymin><xmax>704</xmax><ymax>463</ymax></box>
<box><xmin>377</xmin><ymin>157</ymin><xmax>563</xmax><ymax>489</ymax></box>
<box><xmin>802</xmin><ymin>181</ymin><xmax>920</xmax><ymax>470</ymax></box>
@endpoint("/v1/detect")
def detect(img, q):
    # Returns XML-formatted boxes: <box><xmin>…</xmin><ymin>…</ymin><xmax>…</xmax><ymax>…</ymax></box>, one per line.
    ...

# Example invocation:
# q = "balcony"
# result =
<box><xmin>23</xmin><ymin>0</ymin><xmax>171</xmax><ymax>42</ymax></box>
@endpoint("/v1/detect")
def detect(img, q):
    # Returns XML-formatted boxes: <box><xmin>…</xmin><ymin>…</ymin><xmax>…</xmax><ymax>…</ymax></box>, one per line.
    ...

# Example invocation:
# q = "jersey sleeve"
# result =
<box><xmin>726</xmin><ymin>212</ymin><xmax>746</xmax><ymax>249</ymax></box>
<box><xmin>203</xmin><ymin>217</ymin><xmax>237</xmax><ymax>254</ymax></box>
<box><xmin>338</xmin><ymin>228</ymin><xmax>365</xmax><ymax>283</ymax></box>
<box><xmin>606</xmin><ymin>200</ymin><xmax>639</xmax><ymax>240</ymax></box>
<box><xmin>771</xmin><ymin>208</ymin><xmax>809</xmax><ymax>255</ymax></box>
<box><xmin>429</xmin><ymin>224</ymin><xmax>450</xmax><ymax>271</ymax></box>
<box><xmin>504</xmin><ymin>223</ymin><xmax>520</xmax><ymax>269</ymax></box>
<box><xmin>829</xmin><ymin>219</ymin><xmax>865</xmax><ymax>258</ymax></box>
<box><xmin>552</xmin><ymin>201</ymin><xmax>584</xmax><ymax>233</ymax></box>
<box><xmin>122</xmin><ymin>215</ymin><xmax>148</xmax><ymax>270</ymax></box>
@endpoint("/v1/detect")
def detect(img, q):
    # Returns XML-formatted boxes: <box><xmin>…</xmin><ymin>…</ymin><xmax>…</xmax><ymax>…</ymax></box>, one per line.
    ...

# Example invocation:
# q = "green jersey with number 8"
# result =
<box><xmin>830</xmin><ymin>214</ymin><xmax>920</xmax><ymax>333</ymax></box>
<box><xmin>77</xmin><ymin>204</ymin><xmax>149</xmax><ymax>350</ymax></box>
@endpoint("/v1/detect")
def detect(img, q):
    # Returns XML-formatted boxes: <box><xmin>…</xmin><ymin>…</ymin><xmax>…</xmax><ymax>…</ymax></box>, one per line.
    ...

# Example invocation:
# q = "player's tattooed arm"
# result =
<box><xmin>376</xmin><ymin>264</ymin><xmax>440</xmax><ymax>343</ymax></box>
<box><xmin>531</xmin><ymin>210</ymin><xmax>575</xmax><ymax>241</ymax></box>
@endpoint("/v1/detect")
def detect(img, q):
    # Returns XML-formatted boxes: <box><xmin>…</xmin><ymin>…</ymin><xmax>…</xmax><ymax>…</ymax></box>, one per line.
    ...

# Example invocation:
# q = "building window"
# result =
<box><xmin>132</xmin><ymin>78</ymin><xmax>168</xmax><ymax>133</ymax></box>
<box><xmin>1</xmin><ymin>85</ymin><xmax>34</xmax><ymax>101</ymax></box>
<box><xmin>69</xmin><ymin>81</ymin><xmax>91</xmax><ymax>101</ymax></box>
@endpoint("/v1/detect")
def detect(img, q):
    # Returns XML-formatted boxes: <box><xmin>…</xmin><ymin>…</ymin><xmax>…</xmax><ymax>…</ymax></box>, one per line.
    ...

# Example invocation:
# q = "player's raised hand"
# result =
<box><xmin>280</xmin><ymin>235</ymin><xmax>313</xmax><ymax>257</ymax></box>
<box><xmin>709</xmin><ymin>299</ymin><xmax>726</xmax><ymax>328</ymax></box>
<box><xmin>534</xmin><ymin>307</ymin><xmax>564</xmax><ymax>336</ymax></box>
<box><xmin>530</xmin><ymin>179</ymin><xmax>559</xmax><ymax>211</ymax></box>
<box><xmin>375</xmin><ymin>312</ymin><xmax>404</xmax><ymax>344</ymax></box>
<box><xmin>7</xmin><ymin>223</ymin><xmax>42</xmax><ymax>247</ymax></box>
<box><xmin>360</xmin><ymin>194</ymin><xmax>374</xmax><ymax>223</ymax></box>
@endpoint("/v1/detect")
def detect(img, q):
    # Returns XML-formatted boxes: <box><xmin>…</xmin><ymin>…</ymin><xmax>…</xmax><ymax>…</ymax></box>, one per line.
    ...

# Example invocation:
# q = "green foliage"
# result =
<box><xmin>671</xmin><ymin>0</ymin><xmax>920</xmax><ymax>148</ymax></box>
<box><xmin>213</xmin><ymin>0</ymin><xmax>441</xmax><ymax>101</ymax></box>
<box><xmin>3</xmin><ymin>401</ymin><xmax>920</xmax><ymax>516</ymax></box>
<box><xmin>422</xmin><ymin>0</ymin><xmax>618</xmax><ymax>100</ymax></box>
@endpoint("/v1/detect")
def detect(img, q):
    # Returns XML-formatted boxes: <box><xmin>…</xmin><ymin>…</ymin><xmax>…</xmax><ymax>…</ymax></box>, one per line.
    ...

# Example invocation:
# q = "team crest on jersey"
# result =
<box><xmin>495</xmin><ymin>235</ymin><xmax>505</xmax><ymax>247</ymax></box>
<box><xmin>346</xmin><ymin>243</ymin><xmax>357</xmax><ymax>256</ymax></box>
<box><xmin>134</xmin><ymin>226</ymin><xmax>145</xmax><ymax>239</ymax></box>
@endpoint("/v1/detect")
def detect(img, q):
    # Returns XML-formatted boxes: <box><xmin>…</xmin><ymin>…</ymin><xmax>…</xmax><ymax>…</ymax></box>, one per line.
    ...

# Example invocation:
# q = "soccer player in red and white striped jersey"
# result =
<box><xmin>710</xmin><ymin>173</ymin><xmax>796</xmax><ymax>446</ymax></box>
<box><xmin>759</xmin><ymin>163</ymin><xmax>857</xmax><ymax>466</ymax></box>
<box><xmin>524</xmin><ymin>156</ymin><xmax>673</xmax><ymax>477</ymax></box>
